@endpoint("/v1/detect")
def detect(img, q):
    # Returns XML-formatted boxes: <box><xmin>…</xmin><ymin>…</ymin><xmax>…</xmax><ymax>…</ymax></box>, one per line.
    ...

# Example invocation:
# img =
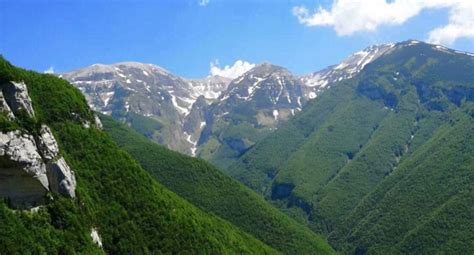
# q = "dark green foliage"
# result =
<box><xmin>0</xmin><ymin>112</ymin><xmax>19</xmax><ymax>131</ymax></box>
<box><xmin>55</xmin><ymin>122</ymin><xmax>275</xmax><ymax>254</ymax></box>
<box><xmin>229</xmin><ymin>42</ymin><xmax>474</xmax><ymax>253</ymax></box>
<box><xmin>101</xmin><ymin>115</ymin><xmax>335</xmax><ymax>254</ymax></box>
<box><xmin>119</xmin><ymin>111</ymin><xmax>163</xmax><ymax>139</ymax></box>
<box><xmin>331</xmin><ymin>111</ymin><xmax>474</xmax><ymax>253</ymax></box>
<box><xmin>0</xmin><ymin>56</ymin><xmax>277</xmax><ymax>254</ymax></box>
<box><xmin>0</xmin><ymin>198</ymin><xmax>101</xmax><ymax>254</ymax></box>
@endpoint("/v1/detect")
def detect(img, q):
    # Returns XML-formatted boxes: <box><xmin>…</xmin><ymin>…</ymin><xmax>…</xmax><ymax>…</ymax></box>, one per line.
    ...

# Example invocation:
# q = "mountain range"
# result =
<box><xmin>1</xmin><ymin>39</ymin><xmax>473</xmax><ymax>254</ymax></box>
<box><xmin>62</xmin><ymin>42</ymin><xmax>399</xmax><ymax>167</ymax></box>
<box><xmin>0</xmin><ymin>56</ymin><xmax>333</xmax><ymax>254</ymax></box>
<box><xmin>65</xmin><ymin>40</ymin><xmax>474</xmax><ymax>253</ymax></box>
<box><xmin>228</xmin><ymin>40</ymin><xmax>474</xmax><ymax>253</ymax></box>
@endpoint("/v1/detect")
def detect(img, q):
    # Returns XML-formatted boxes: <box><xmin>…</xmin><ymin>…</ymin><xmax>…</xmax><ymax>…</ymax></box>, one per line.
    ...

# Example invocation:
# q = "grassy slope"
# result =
<box><xmin>228</xmin><ymin>42</ymin><xmax>474</xmax><ymax>253</ymax></box>
<box><xmin>101</xmin><ymin>115</ymin><xmax>335</xmax><ymax>255</ymax></box>
<box><xmin>0</xmin><ymin>57</ymin><xmax>277</xmax><ymax>254</ymax></box>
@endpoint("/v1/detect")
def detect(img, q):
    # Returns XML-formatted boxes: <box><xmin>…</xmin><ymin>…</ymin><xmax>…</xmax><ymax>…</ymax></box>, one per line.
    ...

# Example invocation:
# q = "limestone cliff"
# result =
<box><xmin>0</xmin><ymin>81</ymin><xmax>77</xmax><ymax>208</ymax></box>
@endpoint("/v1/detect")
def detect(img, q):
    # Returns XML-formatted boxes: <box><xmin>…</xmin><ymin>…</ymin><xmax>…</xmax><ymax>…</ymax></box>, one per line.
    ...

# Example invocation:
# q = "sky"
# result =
<box><xmin>1</xmin><ymin>0</ymin><xmax>473</xmax><ymax>78</ymax></box>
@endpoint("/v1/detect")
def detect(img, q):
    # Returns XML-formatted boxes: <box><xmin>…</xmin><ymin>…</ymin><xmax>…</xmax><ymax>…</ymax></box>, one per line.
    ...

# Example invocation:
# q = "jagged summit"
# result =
<box><xmin>247</xmin><ymin>62</ymin><xmax>289</xmax><ymax>75</ymax></box>
<box><xmin>64</xmin><ymin>41</ymin><xmax>474</xmax><ymax>157</ymax></box>
<box><xmin>300</xmin><ymin>43</ymin><xmax>395</xmax><ymax>98</ymax></box>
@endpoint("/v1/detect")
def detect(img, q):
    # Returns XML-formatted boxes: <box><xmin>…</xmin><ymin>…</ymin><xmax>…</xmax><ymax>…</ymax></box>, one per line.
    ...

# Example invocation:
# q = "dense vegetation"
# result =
<box><xmin>228</xmin><ymin>42</ymin><xmax>474</xmax><ymax>253</ymax></box>
<box><xmin>0</xmin><ymin>56</ymin><xmax>277</xmax><ymax>254</ymax></box>
<box><xmin>101</xmin><ymin>115</ymin><xmax>334</xmax><ymax>254</ymax></box>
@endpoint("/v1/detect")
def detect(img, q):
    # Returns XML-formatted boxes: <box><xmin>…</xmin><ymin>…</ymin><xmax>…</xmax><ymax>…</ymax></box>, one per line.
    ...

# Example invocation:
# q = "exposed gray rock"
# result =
<box><xmin>0</xmin><ymin>129</ymin><xmax>77</xmax><ymax>207</ymax></box>
<box><xmin>2</xmin><ymin>81</ymin><xmax>36</xmax><ymax>118</ymax></box>
<box><xmin>0</xmin><ymin>131</ymin><xmax>49</xmax><ymax>208</ymax></box>
<box><xmin>37</xmin><ymin>125</ymin><xmax>59</xmax><ymax>160</ymax></box>
<box><xmin>94</xmin><ymin>114</ymin><xmax>103</xmax><ymax>129</ymax></box>
<box><xmin>46</xmin><ymin>157</ymin><xmax>76</xmax><ymax>198</ymax></box>
<box><xmin>90</xmin><ymin>228</ymin><xmax>103</xmax><ymax>248</ymax></box>
<box><xmin>63</xmin><ymin>62</ymin><xmax>232</xmax><ymax>155</ymax></box>
<box><xmin>0</xmin><ymin>81</ymin><xmax>77</xmax><ymax>207</ymax></box>
<box><xmin>0</xmin><ymin>90</ymin><xmax>15</xmax><ymax>119</ymax></box>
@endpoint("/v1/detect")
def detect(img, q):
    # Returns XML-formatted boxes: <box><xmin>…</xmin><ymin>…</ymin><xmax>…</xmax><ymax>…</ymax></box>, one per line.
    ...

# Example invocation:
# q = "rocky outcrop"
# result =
<box><xmin>82</xmin><ymin>114</ymin><xmax>103</xmax><ymax>129</ymax></box>
<box><xmin>37</xmin><ymin>125</ymin><xmax>59</xmax><ymax>160</ymax></box>
<box><xmin>47</xmin><ymin>157</ymin><xmax>76</xmax><ymax>198</ymax></box>
<box><xmin>90</xmin><ymin>228</ymin><xmax>103</xmax><ymax>249</ymax></box>
<box><xmin>94</xmin><ymin>114</ymin><xmax>103</xmax><ymax>129</ymax></box>
<box><xmin>0</xmin><ymin>81</ymin><xmax>77</xmax><ymax>208</ymax></box>
<box><xmin>2</xmin><ymin>81</ymin><xmax>35</xmax><ymax>118</ymax></box>
<box><xmin>37</xmin><ymin>125</ymin><xmax>77</xmax><ymax>198</ymax></box>
<box><xmin>0</xmin><ymin>131</ymin><xmax>49</xmax><ymax>207</ymax></box>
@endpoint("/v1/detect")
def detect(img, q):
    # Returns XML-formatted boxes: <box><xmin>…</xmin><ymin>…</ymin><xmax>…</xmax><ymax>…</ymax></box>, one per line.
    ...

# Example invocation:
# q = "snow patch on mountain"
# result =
<box><xmin>300</xmin><ymin>43</ymin><xmax>395</xmax><ymax>99</ymax></box>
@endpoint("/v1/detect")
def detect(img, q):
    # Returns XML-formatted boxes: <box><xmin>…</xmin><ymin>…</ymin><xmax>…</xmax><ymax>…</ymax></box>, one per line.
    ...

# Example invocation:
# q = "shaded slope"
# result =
<box><xmin>101</xmin><ymin>115</ymin><xmax>335</xmax><ymax>254</ymax></box>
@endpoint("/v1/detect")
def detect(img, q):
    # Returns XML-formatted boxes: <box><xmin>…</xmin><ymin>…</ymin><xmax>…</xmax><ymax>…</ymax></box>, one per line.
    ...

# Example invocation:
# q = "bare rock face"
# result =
<box><xmin>90</xmin><ymin>228</ymin><xmax>103</xmax><ymax>249</ymax></box>
<box><xmin>37</xmin><ymin>125</ymin><xmax>59</xmax><ymax>160</ymax></box>
<box><xmin>0</xmin><ymin>131</ymin><xmax>49</xmax><ymax>207</ymax></box>
<box><xmin>47</xmin><ymin>157</ymin><xmax>76</xmax><ymax>198</ymax></box>
<box><xmin>0</xmin><ymin>81</ymin><xmax>77</xmax><ymax>208</ymax></box>
<box><xmin>94</xmin><ymin>114</ymin><xmax>103</xmax><ymax>129</ymax></box>
<box><xmin>2</xmin><ymin>81</ymin><xmax>36</xmax><ymax>118</ymax></box>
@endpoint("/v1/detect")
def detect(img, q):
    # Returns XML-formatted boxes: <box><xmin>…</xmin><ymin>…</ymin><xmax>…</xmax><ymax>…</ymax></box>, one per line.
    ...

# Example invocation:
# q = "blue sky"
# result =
<box><xmin>1</xmin><ymin>0</ymin><xmax>473</xmax><ymax>78</ymax></box>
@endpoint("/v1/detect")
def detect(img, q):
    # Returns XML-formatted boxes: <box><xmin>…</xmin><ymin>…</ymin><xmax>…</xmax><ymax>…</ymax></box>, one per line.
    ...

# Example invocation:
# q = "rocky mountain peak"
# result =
<box><xmin>245</xmin><ymin>62</ymin><xmax>289</xmax><ymax>77</ymax></box>
<box><xmin>300</xmin><ymin>42</ymin><xmax>395</xmax><ymax>99</ymax></box>
<box><xmin>65</xmin><ymin>41</ymin><xmax>470</xmax><ymax>158</ymax></box>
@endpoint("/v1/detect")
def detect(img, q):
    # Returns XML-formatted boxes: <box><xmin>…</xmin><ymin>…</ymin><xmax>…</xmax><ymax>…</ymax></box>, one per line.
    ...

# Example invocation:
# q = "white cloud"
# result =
<box><xmin>44</xmin><ymin>66</ymin><xmax>55</xmax><ymax>74</ymax></box>
<box><xmin>209</xmin><ymin>60</ymin><xmax>255</xmax><ymax>79</ymax></box>
<box><xmin>293</xmin><ymin>0</ymin><xmax>474</xmax><ymax>45</ymax></box>
<box><xmin>199</xmin><ymin>0</ymin><xmax>210</xmax><ymax>6</ymax></box>
<box><xmin>428</xmin><ymin>1</ymin><xmax>474</xmax><ymax>45</ymax></box>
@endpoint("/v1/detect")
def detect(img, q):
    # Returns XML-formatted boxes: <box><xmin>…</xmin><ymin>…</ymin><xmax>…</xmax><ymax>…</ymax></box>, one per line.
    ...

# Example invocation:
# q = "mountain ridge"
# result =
<box><xmin>226</xmin><ymin>40</ymin><xmax>474</xmax><ymax>253</ymax></box>
<box><xmin>63</xmin><ymin>41</ymin><xmax>411</xmax><ymax>161</ymax></box>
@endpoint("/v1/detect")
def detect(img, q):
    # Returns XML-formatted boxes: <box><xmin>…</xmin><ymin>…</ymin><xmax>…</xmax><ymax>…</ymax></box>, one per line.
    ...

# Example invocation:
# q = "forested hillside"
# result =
<box><xmin>101</xmin><ymin>115</ymin><xmax>334</xmax><ymax>254</ymax></box>
<box><xmin>229</xmin><ymin>41</ymin><xmax>474</xmax><ymax>253</ymax></box>
<box><xmin>0</xmin><ymin>56</ymin><xmax>278</xmax><ymax>254</ymax></box>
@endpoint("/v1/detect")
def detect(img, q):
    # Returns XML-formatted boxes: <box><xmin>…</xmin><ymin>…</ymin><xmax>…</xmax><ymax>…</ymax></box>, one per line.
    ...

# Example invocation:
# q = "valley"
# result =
<box><xmin>54</xmin><ymin>40</ymin><xmax>474</xmax><ymax>253</ymax></box>
<box><xmin>2</xmin><ymin>1</ymin><xmax>474</xmax><ymax>253</ymax></box>
<box><xmin>1</xmin><ymin>36</ymin><xmax>472</xmax><ymax>255</ymax></box>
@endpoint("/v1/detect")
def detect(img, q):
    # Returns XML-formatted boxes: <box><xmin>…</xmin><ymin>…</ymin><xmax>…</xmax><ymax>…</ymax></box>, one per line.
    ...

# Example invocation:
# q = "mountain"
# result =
<box><xmin>300</xmin><ymin>43</ymin><xmax>395</xmax><ymax>97</ymax></box>
<box><xmin>64</xmin><ymin>44</ymin><xmax>394</xmax><ymax>163</ymax></box>
<box><xmin>101</xmin><ymin>114</ymin><xmax>334</xmax><ymax>254</ymax></box>
<box><xmin>0</xmin><ymin>57</ymin><xmax>282</xmax><ymax>253</ymax></box>
<box><xmin>198</xmin><ymin>44</ymin><xmax>397</xmax><ymax>168</ymax></box>
<box><xmin>62</xmin><ymin>62</ymin><xmax>231</xmax><ymax>154</ymax></box>
<box><xmin>197</xmin><ymin>63</ymin><xmax>307</xmax><ymax>167</ymax></box>
<box><xmin>227</xmin><ymin>40</ymin><xmax>474</xmax><ymax>253</ymax></box>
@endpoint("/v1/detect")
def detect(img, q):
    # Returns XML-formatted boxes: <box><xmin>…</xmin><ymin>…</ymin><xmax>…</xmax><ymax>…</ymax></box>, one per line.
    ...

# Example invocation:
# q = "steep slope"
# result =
<box><xmin>0</xmin><ymin>57</ymin><xmax>277</xmax><ymax>254</ymax></box>
<box><xmin>330</xmin><ymin>110</ymin><xmax>474</xmax><ymax>254</ymax></box>
<box><xmin>300</xmin><ymin>43</ymin><xmax>395</xmax><ymax>98</ymax></box>
<box><xmin>198</xmin><ymin>63</ymin><xmax>307</xmax><ymax>168</ymax></box>
<box><xmin>63</xmin><ymin>62</ymin><xmax>231</xmax><ymax>154</ymax></box>
<box><xmin>101</xmin><ymin>115</ymin><xmax>335</xmax><ymax>255</ymax></box>
<box><xmin>198</xmin><ymin>45</ymin><xmax>395</xmax><ymax>169</ymax></box>
<box><xmin>228</xmin><ymin>41</ymin><xmax>474</xmax><ymax>253</ymax></box>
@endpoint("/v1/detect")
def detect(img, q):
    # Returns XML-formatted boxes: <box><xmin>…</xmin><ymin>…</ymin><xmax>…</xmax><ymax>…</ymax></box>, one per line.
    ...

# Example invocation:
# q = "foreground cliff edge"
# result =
<box><xmin>0</xmin><ymin>56</ymin><xmax>337</xmax><ymax>254</ymax></box>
